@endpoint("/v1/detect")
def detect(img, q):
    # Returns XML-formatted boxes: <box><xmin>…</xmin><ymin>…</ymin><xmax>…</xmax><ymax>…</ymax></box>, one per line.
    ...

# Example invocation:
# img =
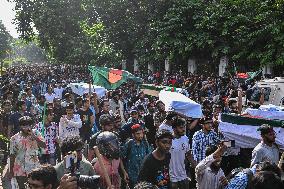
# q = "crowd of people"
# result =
<box><xmin>0</xmin><ymin>64</ymin><xmax>283</xmax><ymax>189</ymax></box>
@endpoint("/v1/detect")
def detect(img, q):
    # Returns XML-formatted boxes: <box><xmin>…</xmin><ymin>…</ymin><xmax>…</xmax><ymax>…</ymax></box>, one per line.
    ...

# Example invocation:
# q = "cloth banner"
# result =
<box><xmin>159</xmin><ymin>91</ymin><xmax>202</xmax><ymax>118</ymax></box>
<box><xmin>68</xmin><ymin>83</ymin><xmax>106</xmax><ymax>98</ymax></box>
<box><xmin>245</xmin><ymin>108</ymin><xmax>284</xmax><ymax>120</ymax></box>
<box><xmin>219</xmin><ymin>120</ymin><xmax>284</xmax><ymax>150</ymax></box>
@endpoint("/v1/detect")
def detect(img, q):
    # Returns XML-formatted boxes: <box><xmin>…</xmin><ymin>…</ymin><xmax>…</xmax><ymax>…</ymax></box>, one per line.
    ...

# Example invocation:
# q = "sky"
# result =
<box><xmin>0</xmin><ymin>0</ymin><xmax>19</xmax><ymax>38</ymax></box>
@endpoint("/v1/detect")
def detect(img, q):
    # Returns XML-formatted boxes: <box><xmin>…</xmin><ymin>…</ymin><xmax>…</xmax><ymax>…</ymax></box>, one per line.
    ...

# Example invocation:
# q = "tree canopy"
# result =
<box><xmin>9</xmin><ymin>0</ymin><xmax>284</xmax><ymax>68</ymax></box>
<box><xmin>0</xmin><ymin>20</ymin><xmax>12</xmax><ymax>60</ymax></box>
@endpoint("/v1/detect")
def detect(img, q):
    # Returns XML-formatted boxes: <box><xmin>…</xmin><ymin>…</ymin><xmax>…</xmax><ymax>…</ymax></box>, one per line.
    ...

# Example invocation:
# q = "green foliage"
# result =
<box><xmin>0</xmin><ymin>20</ymin><xmax>12</xmax><ymax>60</ymax></box>
<box><xmin>9</xmin><ymin>0</ymin><xmax>284</xmax><ymax>67</ymax></box>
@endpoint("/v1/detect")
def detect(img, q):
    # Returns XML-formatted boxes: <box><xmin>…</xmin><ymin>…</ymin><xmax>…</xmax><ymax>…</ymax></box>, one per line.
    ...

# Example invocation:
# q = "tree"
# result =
<box><xmin>0</xmin><ymin>20</ymin><xmax>11</xmax><ymax>60</ymax></box>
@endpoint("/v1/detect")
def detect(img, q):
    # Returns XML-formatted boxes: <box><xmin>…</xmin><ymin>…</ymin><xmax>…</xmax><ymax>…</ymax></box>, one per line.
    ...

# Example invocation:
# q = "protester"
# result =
<box><xmin>138</xmin><ymin>129</ymin><xmax>173</xmax><ymax>189</ymax></box>
<box><xmin>195</xmin><ymin>144</ymin><xmax>228</xmax><ymax>189</ymax></box>
<box><xmin>251</xmin><ymin>124</ymin><xmax>279</xmax><ymax>167</ymax></box>
<box><xmin>58</xmin><ymin>103</ymin><xmax>82</xmax><ymax>143</ymax></box>
<box><xmin>192</xmin><ymin>117</ymin><xmax>221</xmax><ymax>163</ymax></box>
<box><xmin>169</xmin><ymin>117</ymin><xmax>195</xmax><ymax>189</ymax></box>
<box><xmin>93</xmin><ymin>131</ymin><xmax>129</xmax><ymax>189</ymax></box>
<box><xmin>9</xmin><ymin>116</ymin><xmax>46</xmax><ymax>188</ymax></box>
<box><xmin>35</xmin><ymin>108</ymin><xmax>59</xmax><ymax>165</ymax></box>
<box><xmin>122</xmin><ymin>124</ymin><xmax>153</xmax><ymax>188</ymax></box>
<box><xmin>27</xmin><ymin>165</ymin><xmax>59</xmax><ymax>189</ymax></box>
<box><xmin>54</xmin><ymin>136</ymin><xmax>96</xmax><ymax>180</ymax></box>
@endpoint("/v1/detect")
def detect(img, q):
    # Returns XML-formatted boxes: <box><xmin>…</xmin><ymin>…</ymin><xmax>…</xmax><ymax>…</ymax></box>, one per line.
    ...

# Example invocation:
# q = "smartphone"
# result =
<box><xmin>223</xmin><ymin>140</ymin><xmax>235</xmax><ymax>148</ymax></box>
<box><xmin>65</xmin><ymin>151</ymin><xmax>77</xmax><ymax>169</ymax></box>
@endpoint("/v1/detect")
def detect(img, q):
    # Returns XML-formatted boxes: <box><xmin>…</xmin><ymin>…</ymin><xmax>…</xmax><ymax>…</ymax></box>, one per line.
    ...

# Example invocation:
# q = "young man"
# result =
<box><xmin>195</xmin><ymin>144</ymin><xmax>228</xmax><ymax>189</ymax></box>
<box><xmin>138</xmin><ymin>129</ymin><xmax>173</xmax><ymax>189</ymax></box>
<box><xmin>88</xmin><ymin>114</ymin><xmax>114</xmax><ymax>161</ymax></box>
<box><xmin>9</xmin><ymin>116</ymin><xmax>46</xmax><ymax>188</ymax></box>
<box><xmin>54</xmin><ymin>136</ymin><xmax>96</xmax><ymax>180</ymax></box>
<box><xmin>93</xmin><ymin>131</ymin><xmax>129</xmax><ymax>189</ymax></box>
<box><xmin>58</xmin><ymin>103</ymin><xmax>82</xmax><ymax>143</ymax></box>
<box><xmin>45</xmin><ymin>85</ymin><xmax>56</xmax><ymax>103</ymax></box>
<box><xmin>35</xmin><ymin>108</ymin><xmax>59</xmax><ymax>165</ymax></box>
<box><xmin>251</xmin><ymin>124</ymin><xmax>279</xmax><ymax>167</ymax></box>
<box><xmin>192</xmin><ymin>117</ymin><xmax>221</xmax><ymax>163</ymax></box>
<box><xmin>158</xmin><ymin>112</ymin><xmax>177</xmax><ymax>134</ymax></box>
<box><xmin>153</xmin><ymin>101</ymin><xmax>166</xmax><ymax>129</ymax></box>
<box><xmin>170</xmin><ymin>117</ymin><xmax>196</xmax><ymax>189</ymax></box>
<box><xmin>27</xmin><ymin>165</ymin><xmax>59</xmax><ymax>189</ymax></box>
<box><xmin>122</xmin><ymin>124</ymin><xmax>153</xmax><ymax>188</ymax></box>
<box><xmin>77</xmin><ymin>98</ymin><xmax>95</xmax><ymax>142</ymax></box>
<box><xmin>10</xmin><ymin>100</ymin><xmax>33</xmax><ymax>134</ymax></box>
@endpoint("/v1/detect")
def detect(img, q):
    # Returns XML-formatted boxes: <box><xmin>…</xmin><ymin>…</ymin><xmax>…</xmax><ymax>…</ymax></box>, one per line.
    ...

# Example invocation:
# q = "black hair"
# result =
<box><xmin>172</xmin><ymin>117</ymin><xmax>186</xmax><ymax>128</ymax></box>
<box><xmin>256</xmin><ymin>161</ymin><xmax>281</xmax><ymax>177</ymax></box>
<box><xmin>60</xmin><ymin>136</ymin><xmax>84</xmax><ymax>155</ymax></box>
<box><xmin>228</xmin><ymin>99</ymin><xmax>237</xmax><ymax>107</ymax></box>
<box><xmin>251</xmin><ymin>171</ymin><xmax>283</xmax><ymax>189</ymax></box>
<box><xmin>99</xmin><ymin>99</ymin><xmax>109</xmax><ymax>109</ymax></box>
<box><xmin>165</xmin><ymin>112</ymin><xmax>177</xmax><ymax>121</ymax></box>
<box><xmin>99</xmin><ymin>114</ymin><xmax>113</xmax><ymax>126</ymax></box>
<box><xmin>19</xmin><ymin>116</ymin><xmax>33</xmax><ymax>126</ymax></box>
<box><xmin>65</xmin><ymin>103</ymin><xmax>75</xmax><ymax>110</ymax></box>
<box><xmin>75</xmin><ymin>97</ymin><xmax>83</xmax><ymax>104</ymax></box>
<box><xmin>17</xmin><ymin>100</ymin><xmax>26</xmax><ymax>110</ymax></box>
<box><xmin>28</xmin><ymin>165</ymin><xmax>59</xmax><ymax>189</ymax></box>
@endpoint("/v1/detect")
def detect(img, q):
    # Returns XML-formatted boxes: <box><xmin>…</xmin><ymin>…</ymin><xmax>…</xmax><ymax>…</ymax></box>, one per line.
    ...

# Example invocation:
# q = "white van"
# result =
<box><xmin>248</xmin><ymin>77</ymin><xmax>284</xmax><ymax>106</ymax></box>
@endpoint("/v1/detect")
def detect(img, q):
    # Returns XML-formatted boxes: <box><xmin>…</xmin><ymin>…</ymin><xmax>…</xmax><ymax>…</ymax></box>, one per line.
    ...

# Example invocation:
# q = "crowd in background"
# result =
<box><xmin>0</xmin><ymin>64</ymin><xmax>283</xmax><ymax>189</ymax></box>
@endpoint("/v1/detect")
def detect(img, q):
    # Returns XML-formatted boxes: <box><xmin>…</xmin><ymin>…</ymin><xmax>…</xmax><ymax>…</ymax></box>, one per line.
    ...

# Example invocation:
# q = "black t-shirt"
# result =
<box><xmin>78</xmin><ymin>108</ymin><xmax>93</xmax><ymax>136</ymax></box>
<box><xmin>138</xmin><ymin>153</ymin><xmax>171</xmax><ymax>189</ymax></box>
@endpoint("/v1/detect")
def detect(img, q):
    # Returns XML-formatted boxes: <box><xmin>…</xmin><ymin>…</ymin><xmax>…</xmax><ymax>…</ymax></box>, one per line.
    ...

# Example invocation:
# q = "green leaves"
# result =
<box><xmin>9</xmin><ymin>0</ymin><xmax>284</xmax><ymax>67</ymax></box>
<box><xmin>0</xmin><ymin>20</ymin><xmax>11</xmax><ymax>60</ymax></box>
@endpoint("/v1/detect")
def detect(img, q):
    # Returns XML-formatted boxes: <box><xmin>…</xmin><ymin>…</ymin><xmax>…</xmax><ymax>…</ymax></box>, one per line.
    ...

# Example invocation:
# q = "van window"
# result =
<box><xmin>247</xmin><ymin>87</ymin><xmax>271</xmax><ymax>102</ymax></box>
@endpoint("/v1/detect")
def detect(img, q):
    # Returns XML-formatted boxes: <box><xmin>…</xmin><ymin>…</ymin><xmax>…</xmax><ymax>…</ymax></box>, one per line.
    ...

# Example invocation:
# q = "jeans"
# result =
<box><xmin>170</xmin><ymin>178</ymin><xmax>190</xmax><ymax>189</ymax></box>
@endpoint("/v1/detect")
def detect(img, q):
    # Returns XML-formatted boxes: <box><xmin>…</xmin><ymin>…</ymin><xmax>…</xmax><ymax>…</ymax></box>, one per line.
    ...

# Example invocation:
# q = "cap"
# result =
<box><xmin>131</xmin><ymin>124</ymin><xmax>144</xmax><ymax>133</ymax></box>
<box><xmin>155</xmin><ymin>129</ymin><xmax>173</xmax><ymax>140</ymax></box>
<box><xmin>257</xmin><ymin>124</ymin><xmax>274</xmax><ymax>135</ymax></box>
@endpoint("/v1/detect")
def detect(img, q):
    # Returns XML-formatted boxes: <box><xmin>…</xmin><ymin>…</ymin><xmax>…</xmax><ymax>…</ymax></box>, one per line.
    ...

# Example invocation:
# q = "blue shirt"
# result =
<box><xmin>192</xmin><ymin>130</ymin><xmax>220</xmax><ymax>162</ymax></box>
<box><xmin>225</xmin><ymin>165</ymin><xmax>257</xmax><ymax>189</ymax></box>
<box><xmin>121</xmin><ymin>139</ymin><xmax>153</xmax><ymax>184</ymax></box>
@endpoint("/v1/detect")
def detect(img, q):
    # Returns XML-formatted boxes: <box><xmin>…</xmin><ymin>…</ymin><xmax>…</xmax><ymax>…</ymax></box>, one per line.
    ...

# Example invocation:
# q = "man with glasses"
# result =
<box><xmin>138</xmin><ymin>129</ymin><xmax>173</xmax><ymax>189</ymax></box>
<box><xmin>251</xmin><ymin>124</ymin><xmax>279</xmax><ymax>167</ymax></box>
<box><xmin>192</xmin><ymin>117</ymin><xmax>221</xmax><ymax>163</ymax></box>
<box><xmin>9</xmin><ymin>116</ymin><xmax>46</xmax><ymax>188</ymax></box>
<box><xmin>54</xmin><ymin>136</ymin><xmax>96</xmax><ymax>180</ymax></box>
<box><xmin>26</xmin><ymin>165</ymin><xmax>59</xmax><ymax>189</ymax></box>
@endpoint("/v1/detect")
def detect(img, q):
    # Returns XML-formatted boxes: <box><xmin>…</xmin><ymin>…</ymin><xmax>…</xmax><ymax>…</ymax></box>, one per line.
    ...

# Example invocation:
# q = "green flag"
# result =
<box><xmin>88</xmin><ymin>66</ymin><xmax>142</xmax><ymax>89</ymax></box>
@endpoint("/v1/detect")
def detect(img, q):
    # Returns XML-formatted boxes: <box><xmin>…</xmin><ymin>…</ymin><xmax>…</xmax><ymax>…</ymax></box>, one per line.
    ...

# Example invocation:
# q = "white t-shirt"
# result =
<box><xmin>54</xmin><ymin>87</ymin><xmax>64</xmax><ymax>99</ymax></box>
<box><xmin>45</xmin><ymin>93</ymin><xmax>56</xmax><ymax>103</ymax></box>
<box><xmin>158</xmin><ymin>122</ymin><xmax>174</xmax><ymax>134</ymax></box>
<box><xmin>169</xmin><ymin>135</ymin><xmax>190</xmax><ymax>182</ymax></box>
<box><xmin>58</xmin><ymin>114</ymin><xmax>82</xmax><ymax>142</ymax></box>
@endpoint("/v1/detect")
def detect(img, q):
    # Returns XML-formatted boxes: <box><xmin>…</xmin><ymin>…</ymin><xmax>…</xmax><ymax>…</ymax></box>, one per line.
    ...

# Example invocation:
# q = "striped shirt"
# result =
<box><xmin>192</xmin><ymin>130</ymin><xmax>220</xmax><ymax>162</ymax></box>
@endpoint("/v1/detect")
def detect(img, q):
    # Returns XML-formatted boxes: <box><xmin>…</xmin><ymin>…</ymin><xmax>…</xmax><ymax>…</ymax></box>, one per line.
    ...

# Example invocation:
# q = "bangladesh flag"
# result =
<box><xmin>88</xmin><ymin>66</ymin><xmax>142</xmax><ymax>89</ymax></box>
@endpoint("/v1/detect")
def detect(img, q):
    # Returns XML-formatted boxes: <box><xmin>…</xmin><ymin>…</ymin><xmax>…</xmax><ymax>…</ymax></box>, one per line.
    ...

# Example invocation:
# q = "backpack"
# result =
<box><xmin>227</xmin><ymin>167</ymin><xmax>253</xmax><ymax>189</ymax></box>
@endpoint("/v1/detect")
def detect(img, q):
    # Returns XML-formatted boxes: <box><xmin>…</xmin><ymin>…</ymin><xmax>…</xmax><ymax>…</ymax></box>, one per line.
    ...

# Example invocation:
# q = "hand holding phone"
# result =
<box><xmin>223</xmin><ymin>140</ymin><xmax>235</xmax><ymax>148</ymax></box>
